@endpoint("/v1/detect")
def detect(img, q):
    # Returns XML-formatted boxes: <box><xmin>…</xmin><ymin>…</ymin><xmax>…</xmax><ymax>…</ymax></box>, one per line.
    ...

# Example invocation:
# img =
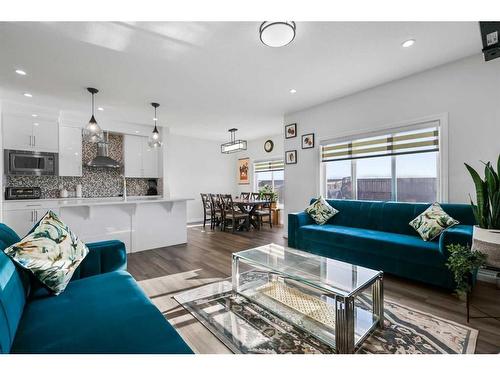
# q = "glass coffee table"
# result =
<box><xmin>232</xmin><ymin>244</ymin><xmax>384</xmax><ymax>353</ymax></box>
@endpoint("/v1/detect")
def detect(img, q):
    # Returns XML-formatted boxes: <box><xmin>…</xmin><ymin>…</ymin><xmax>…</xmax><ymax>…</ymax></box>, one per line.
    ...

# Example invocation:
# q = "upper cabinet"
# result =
<box><xmin>59</xmin><ymin>126</ymin><xmax>83</xmax><ymax>176</ymax></box>
<box><xmin>2</xmin><ymin>113</ymin><xmax>58</xmax><ymax>153</ymax></box>
<box><xmin>124</xmin><ymin>134</ymin><xmax>161</xmax><ymax>178</ymax></box>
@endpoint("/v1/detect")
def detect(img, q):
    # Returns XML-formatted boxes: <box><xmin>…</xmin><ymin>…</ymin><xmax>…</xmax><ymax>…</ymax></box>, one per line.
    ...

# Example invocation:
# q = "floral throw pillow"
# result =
<box><xmin>409</xmin><ymin>203</ymin><xmax>459</xmax><ymax>241</ymax></box>
<box><xmin>305</xmin><ymin>197</ymin><xmax>339</xmax><ymax>225</ymax></box>
<box><xmin>3</xmin><ymin>210</ymin><xmax>89</xmax><ymax>295</ymax></box>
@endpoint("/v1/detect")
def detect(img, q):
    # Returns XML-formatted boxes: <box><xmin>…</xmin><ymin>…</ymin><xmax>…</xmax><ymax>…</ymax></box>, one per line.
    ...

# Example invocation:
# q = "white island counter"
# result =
<box><xmin>1</xmin><ymin>196</ymin><xmax>192</xmax><ymax>253</ymax></box>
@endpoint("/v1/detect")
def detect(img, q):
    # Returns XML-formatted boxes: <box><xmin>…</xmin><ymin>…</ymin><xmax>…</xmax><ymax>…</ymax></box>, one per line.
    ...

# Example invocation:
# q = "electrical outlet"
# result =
<box><xmin>486</xmin><ymin>30</ymin><xmax>498</xmax><ymax>46</ymax></box>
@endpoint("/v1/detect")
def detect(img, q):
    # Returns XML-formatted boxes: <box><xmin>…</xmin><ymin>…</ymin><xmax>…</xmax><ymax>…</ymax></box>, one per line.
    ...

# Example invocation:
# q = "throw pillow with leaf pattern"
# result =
<box><xmin>409</xmin><ymin>202</ymin><xmax>459</xmax><ymax>241</ymax></box>
<box><xmin>305</xmin><ymin>197</ymin><xmax>339</xmax><ymax>225</ymax></box>
<box><xmin>3</xmin><ymin>210</ymin><xmax>89</xmax><ymax>295</ymax></box>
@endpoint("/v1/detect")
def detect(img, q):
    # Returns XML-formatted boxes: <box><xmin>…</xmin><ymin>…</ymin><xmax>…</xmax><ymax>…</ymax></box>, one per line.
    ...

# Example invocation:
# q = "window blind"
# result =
<box><xmin>321</xmin><ymin>124</ymin><xmax>439</xmax><ymax>163</ymax></box>
<box><xmin>254</xmin><ymin>160</ymin><xmax>284</xmax><ymax>172</ymax></box>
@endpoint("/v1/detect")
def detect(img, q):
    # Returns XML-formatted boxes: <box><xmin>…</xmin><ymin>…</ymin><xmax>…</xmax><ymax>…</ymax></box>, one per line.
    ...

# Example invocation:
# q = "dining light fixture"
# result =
<box><xmin>259</xmin><ymin>21</ymin><xmax>296</xmax><ymax>47</ymax></box>
<box><xmin>83</xmin><ymin>87</ymin><xmax>104</xmax><ymax>143</ymax></box>
<box><xmin>221</xmin><ymin>128</ymin><xmax>247</xmax><ymax>154</ymax></box>
<box><xmin>148</xmin><ymin>103</ymin><xmax>163</xmax><ymax>148</ymax></box>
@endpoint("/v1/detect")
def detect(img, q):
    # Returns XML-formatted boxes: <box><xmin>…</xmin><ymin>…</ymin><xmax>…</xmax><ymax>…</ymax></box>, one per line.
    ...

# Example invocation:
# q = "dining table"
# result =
<box><xmin>232</xmin><ymin>198</ymin><xmax>270</xmax><ymax>229</ymax></box>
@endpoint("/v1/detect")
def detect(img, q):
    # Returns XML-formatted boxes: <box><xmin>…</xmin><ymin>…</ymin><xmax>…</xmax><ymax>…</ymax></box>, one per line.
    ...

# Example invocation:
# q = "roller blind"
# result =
<box><xmin>254</xmin><ymin>160</ymin><xmax>284</xmax><ymax>172</ymax></box>
<box><xmin>321</xmin><ymin>123</ymin><xmax>439</xmax><ymax>163</ymax></box>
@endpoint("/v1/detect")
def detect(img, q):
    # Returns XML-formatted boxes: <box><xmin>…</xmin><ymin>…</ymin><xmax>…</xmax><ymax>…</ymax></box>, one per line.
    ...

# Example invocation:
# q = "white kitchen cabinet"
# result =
<box><xmin>59</xmin><ymin>126</ymin><xmax>83</xmax><ymax>176</ymax></box>
<box><xmin>2</xmin><ymin>207</ymin><xmax>60</xmax><ymax>237</ymax></box>
<box><xmin>124</xmin><ymin>134</ymin><xmax>160</xmax><ymax>178</ymax></box>
<box><xmin>2</xmin><ymin>114</ymin><xmax>58</xmax><ymax>152</ymax></box>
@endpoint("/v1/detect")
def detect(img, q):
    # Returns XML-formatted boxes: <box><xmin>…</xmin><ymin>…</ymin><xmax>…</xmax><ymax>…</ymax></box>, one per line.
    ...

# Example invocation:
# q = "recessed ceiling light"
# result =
<box><xmin>33</xmin><ymin>122</ymin><xmax>39</xmax><ymax>126</ymax></box>
<box><xmin>15</xmin><ymin>69</ymin><xmax>27</xmax><ymax>76</ymax></box>
<box><xmin>97</xmin><ymin>107</ymin><xmax>104</xmax><ymax>111</ymax></box>
<box><xmin>402</xmin><ymin>39</ymin><xmax>415</xmax><ymax>48</ymax></box>
<box><xmin>23</xmin><ymin>93</ymin><xmax>32</xmax><ymax>98</ymax></box>
<box><xmin>290</xmin><ymin>88</ymin><xmax>297</xmax><ymax>94</ymax></box>
<box><xmin>153</xmin><ymin>117</ymin><xmax>158</xmax><ymax>121</ymax></box>
<box><xmin>32</xmin><ymin>114</ymin><xmax>38</xmax><ymax>117</ymax></box>
<box><xmin>135</xmin><ymin>131</ymin><xmax>140</xmax><ymax>134</ymax></box>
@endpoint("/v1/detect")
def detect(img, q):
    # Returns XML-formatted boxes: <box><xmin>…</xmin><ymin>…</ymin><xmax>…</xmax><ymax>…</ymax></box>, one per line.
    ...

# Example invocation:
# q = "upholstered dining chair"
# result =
<box><xmin>209</xmin><ymin>194</ymin><xmax>223</xmax><ymax>230</ymax></box>
<box><xmin>240</xmin><ymin>192</ymin><xmax>251</xmax><ymax>200</ymax></box>
<box><xmin>253</xmin><ymin>192</ymin><xmax>273</xmax><ymax>229</ymax></box>
<box><xmin>221</xmin><ymin>194</ymin><xmax>249</xmax><ymax>232</ymax></box>
<box><xmin>200</xmin><ymin>193</ymin><xmax>213</xmax><ymax>230</ymax></box>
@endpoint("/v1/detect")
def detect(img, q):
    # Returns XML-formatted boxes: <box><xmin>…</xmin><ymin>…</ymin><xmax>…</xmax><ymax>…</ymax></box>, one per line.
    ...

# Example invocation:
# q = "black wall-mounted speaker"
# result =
<box><xmin>479</xmin><ymin>22</ymin><xmax>500</xmax><ymax>61</ymax></box>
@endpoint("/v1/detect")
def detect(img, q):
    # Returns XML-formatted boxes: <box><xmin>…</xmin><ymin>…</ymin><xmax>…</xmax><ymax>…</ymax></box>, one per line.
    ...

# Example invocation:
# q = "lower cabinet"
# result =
<box><xmin>3</xmin><ymin>207</ymin><xmax>60</xmax><ymax>237</ymax></box>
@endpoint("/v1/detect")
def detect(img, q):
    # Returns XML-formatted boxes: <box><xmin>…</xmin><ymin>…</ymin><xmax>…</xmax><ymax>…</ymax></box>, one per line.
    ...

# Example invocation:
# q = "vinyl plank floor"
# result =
<box><xmin>128</xmin><ymin>225</ymin><xmax>500</xmax><ymax>354</ymax></box>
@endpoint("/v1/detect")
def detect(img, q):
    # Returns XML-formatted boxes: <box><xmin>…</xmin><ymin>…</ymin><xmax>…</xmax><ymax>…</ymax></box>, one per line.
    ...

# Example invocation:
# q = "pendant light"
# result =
<box><xmin>83</xmin><ymin>87</ymin><xmax>104</xmax><ymax>143</ymax></box>
<box><xmin>221</xmin><ymin>128</ymin><xmax>247</xmax><ymax>154</ymax></box>
<box><xmin>259</xmin><ymin>21</ymin><xmax>296</xmax><ymax>47</ymax></box>
<box><xmin>148</xmin><ymin>103</ymin><xmax>163</xmax><ymax>148</ymax></box>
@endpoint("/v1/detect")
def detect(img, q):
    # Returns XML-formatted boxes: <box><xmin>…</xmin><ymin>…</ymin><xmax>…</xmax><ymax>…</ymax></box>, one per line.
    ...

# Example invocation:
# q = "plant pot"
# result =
<box><xmin>472</xmin><ymin>225</ymin><xmax>500</xmax><ymax>268</ymax></box>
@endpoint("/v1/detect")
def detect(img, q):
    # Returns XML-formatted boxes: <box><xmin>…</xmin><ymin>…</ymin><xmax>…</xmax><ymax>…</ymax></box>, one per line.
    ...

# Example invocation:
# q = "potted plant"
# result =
<box><xmin>258</xmin><ymin>184</ymin><xmax>278</xmax><ymax>209</ymax></box>
<box><xmin>446</xmin><ymin>243</ymin><xmax>487</xmax><ymax>299</ymax></box>
<box><xmin>465</xmin><ymin>154</ymin><xmax>500</xmax><ymax>268</ymax></box>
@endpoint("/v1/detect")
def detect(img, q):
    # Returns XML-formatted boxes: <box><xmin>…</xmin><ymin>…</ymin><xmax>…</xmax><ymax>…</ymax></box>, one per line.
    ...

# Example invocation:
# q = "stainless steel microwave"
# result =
<box><xmin>4</xmin><ymin>149</ymin><xmax>58</xmax><ymax>176</ymax></box>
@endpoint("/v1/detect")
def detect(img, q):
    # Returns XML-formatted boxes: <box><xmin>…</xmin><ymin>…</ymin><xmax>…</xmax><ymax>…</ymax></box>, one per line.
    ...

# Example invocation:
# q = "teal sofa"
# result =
<box><xmin>288</xmin><ymin>199</ymin><xmax>475</xmax><ymax>289</ymax></box>
<box><xmin>0</xmin><ymin>223</ymin><xmax>193</xmax><ymax>354</ymax></box>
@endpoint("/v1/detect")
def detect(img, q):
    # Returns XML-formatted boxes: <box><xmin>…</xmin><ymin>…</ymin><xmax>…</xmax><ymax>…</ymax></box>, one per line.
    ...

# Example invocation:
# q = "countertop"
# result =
<box><xmin>2</xmin><ymin>196</ymin><xmax>193</xmax><ymax>208</ymax></box>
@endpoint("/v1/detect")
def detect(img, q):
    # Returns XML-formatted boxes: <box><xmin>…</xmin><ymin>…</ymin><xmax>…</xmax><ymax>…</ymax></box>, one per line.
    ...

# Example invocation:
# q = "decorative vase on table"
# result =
<box><xmin>465</xmin><ymin>154</ymin><xmax>500</xmax><ymax>269</ymax></box>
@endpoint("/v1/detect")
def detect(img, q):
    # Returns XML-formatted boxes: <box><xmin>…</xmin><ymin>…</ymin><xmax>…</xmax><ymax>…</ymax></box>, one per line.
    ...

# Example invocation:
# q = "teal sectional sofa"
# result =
<box><xmin>0</xmin><ymin>223</ymin><xmax>193</xmax><ymax>354</ymax></box>
<box><xmin>288</xmin><ymin>199</ymin><xmax>475</xmax><ymax>289</ymax></box>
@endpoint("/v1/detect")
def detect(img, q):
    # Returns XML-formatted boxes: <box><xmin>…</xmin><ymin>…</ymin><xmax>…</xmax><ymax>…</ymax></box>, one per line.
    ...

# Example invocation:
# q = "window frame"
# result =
<box><xmin>319</xmin><ymin>114</ymin><xmax>448</xmax><ymax>203</ymax></box>
<box><xmin>253</xmin><ymin>159</ymin><xmax>285</xmax><ymax>204</ymax></box>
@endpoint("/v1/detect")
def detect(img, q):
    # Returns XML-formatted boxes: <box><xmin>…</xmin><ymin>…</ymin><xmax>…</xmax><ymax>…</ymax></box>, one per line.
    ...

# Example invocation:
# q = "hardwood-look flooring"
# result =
<box><xmin>128</xmin><ymin>225</ymin><xmax>500</xmax><ymax>354</ymax></box>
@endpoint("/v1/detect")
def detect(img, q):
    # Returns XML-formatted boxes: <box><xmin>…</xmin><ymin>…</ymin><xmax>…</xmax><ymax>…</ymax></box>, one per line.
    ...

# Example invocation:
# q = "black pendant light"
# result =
<box><xmin>148</xmin><ymin>102</ymin><xmax>163</xmax><ymax>148</ymax></box>
<box><xmin>83</xmin><ymin>87</ymin><xmax>104</xmax><ymax>143</ymax></box>
<box><xmin>221</xmin><ymin>128</ymin><xmax>247</xmax><ymax>153</ymax></box>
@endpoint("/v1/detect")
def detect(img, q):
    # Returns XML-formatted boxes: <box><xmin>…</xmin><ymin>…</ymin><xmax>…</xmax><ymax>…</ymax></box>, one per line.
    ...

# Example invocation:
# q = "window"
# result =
<box><xmin>254</xmin><ymin>160</ymin><xmax>284</xmax><ymax>204</ymax></box>
<box><xmin>321</xmin><ymin>122</ymin><xmax>441</xmax><ymax>203</ymax></box>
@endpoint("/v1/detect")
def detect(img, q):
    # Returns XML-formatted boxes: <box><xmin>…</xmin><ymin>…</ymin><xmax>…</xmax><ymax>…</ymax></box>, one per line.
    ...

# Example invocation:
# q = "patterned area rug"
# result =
<box><xmin>174</xmin><ymin>281</ymin><xmax>478</xmax><ymax>354</ymax></box>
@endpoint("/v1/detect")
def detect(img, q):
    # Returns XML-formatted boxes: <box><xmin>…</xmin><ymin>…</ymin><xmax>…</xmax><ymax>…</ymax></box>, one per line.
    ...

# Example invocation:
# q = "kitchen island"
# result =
<box><xmin>1</xmin><ymin>196</ymin><xmax>192</xmax><ymax>253</ymax></box>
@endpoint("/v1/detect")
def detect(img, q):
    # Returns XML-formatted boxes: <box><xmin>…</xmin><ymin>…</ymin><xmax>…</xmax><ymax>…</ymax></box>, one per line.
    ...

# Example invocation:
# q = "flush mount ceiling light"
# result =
<box><xmin>148</xmin><ymin>102</ymin><xmax>163</xmax><ymax>148</ymax></box>
<box><xmin>221</xmin><ymin>128</ymin><xmax>247</xmax><ymax>154</ymax></box>
<box><xmin>15</xmin><ymin>69</ymin><xmax>27</xmax><ymax>76</ymax></box>
<box><xmin>83</xmin><ymin>87</ymin><xmax>104</xmax><ymax>143</ymax></box>
<box><xmin>402</xmin><ymin>39</ymin><xmax>416</xmax><ymax>48</ymax></box>
<box><xmin>259</xmin><ymin>21</ymin><xmax>296</xmax><ymax>47</ymax></box>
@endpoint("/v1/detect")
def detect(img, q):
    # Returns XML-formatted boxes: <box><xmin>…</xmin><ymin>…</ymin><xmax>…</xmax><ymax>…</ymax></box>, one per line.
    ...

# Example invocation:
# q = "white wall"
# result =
<box><xmin>284</xmin><ymin>54</ymin><xmax>500</xmax><ymax>230</ymax></box>
<box><xmin>165</xmin><ymin>133</ymin><xmax>236</xmax><ymax>223</ymax></box>
<box><xmin>234</xmin><ymin>134</ymin><xmax>284</xmax><ymax>196</ymax></box>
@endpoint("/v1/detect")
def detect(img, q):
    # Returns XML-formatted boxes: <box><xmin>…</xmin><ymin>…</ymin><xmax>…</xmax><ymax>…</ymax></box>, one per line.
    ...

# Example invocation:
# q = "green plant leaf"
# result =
<box><xmin>465</xmin><ymin>163</ymin><xmax>489</xmax><ymax>228</ymax></box>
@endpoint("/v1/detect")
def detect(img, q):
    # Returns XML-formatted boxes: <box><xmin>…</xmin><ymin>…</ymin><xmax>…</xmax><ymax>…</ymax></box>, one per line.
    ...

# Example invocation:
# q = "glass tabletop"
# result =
<box><xmin>233</xmin><ymin>243</ymin><xmax>382</xmax><ymax>297</ymax></box>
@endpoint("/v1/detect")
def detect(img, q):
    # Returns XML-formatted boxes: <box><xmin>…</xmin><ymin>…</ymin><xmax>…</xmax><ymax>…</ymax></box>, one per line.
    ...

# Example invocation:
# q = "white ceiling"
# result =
<box><xmin>0</xmin><ymin>22</ymin><xmax>481</xmax><ymax>141</ymax></box>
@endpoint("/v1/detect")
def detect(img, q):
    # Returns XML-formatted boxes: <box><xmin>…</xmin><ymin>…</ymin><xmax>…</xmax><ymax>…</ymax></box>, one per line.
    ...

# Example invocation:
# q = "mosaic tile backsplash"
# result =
<box><xmin>6</xmin><ymin>133</ymin><xmax>162</xmax><ymax>199</ymax></box>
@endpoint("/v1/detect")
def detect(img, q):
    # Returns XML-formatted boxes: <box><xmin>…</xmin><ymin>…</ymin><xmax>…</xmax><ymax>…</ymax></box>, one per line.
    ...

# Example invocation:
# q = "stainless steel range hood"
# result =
<box><xmin>87</xmin><ymin>132</ymin><xmax>121</xmax><ymax>168</ymax></box>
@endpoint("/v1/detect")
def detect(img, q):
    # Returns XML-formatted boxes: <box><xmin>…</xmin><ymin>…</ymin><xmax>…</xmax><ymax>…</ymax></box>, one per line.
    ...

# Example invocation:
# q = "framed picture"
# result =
<box><xmin>238</xmin><ymin>158</ymin><xmax>250</xmax><ymax>184</ymax></box>
<box><xmin>285</xmin><ymin>150</ymin><xmax>297</xmax><ymax>165</ymax></box>
<box><xmin>285</xmin><ymin>123</ymin><xmax>297</xmax><ymax>139</ymax></box>
<box><xmin>301</xmin><ymin>133</ymin><xmax>315</xmax><ymax>149</ymax></box>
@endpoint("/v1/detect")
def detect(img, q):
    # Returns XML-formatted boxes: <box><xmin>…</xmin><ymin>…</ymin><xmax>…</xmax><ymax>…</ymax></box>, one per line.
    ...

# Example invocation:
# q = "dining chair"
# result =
<box><xmin>240</xmin><ymin>192</ymin><xmax>251</xmax><ymax>200</ymax></box>
<box><xmin>200</xmin><ymin>193</ymin><xmax>212</xmax><ymax>230</ymax></box>
<box><xmin>251</xmin><ymin>192</ymin><xmax>260</xmax><ymax>201</ymax></box>
<box><xmin>209</xmin><ymin>193</ymin><xmax>223</xmax><ymax>230</ymax></box>
<box><xmin>221</xmin><ymin>194</ymin><xmax>249</xmax><ymax>232</ymax></box>
<box><xmin>253</xmin><ymin>192</ymin><xmax>273</xmax><ymax>229</ymax></box>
